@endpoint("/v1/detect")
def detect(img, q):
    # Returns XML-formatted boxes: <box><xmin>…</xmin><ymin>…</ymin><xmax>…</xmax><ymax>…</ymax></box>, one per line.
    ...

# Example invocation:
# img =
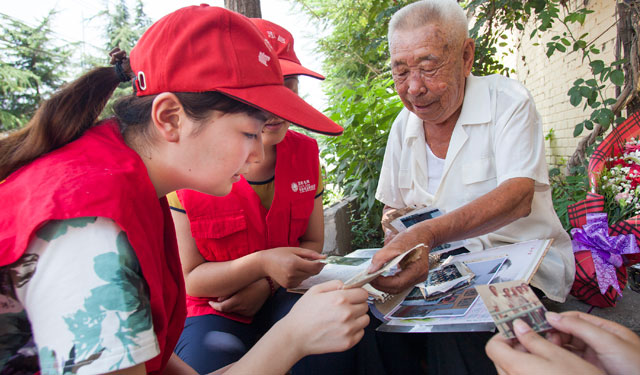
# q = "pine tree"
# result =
<box><xmin>0</xmin><ymin>11</ymin><xmax>72</xmax><ymax>131</ymax></box>
<box><xmin>99</xmin><ymin>0</ymin><xmax>151</xmax><ymax>118</ymax></box>
<box><xmin>134</xmin><ymin>0</ymin><xmax>152</xmax><ymax>32</ymax></box>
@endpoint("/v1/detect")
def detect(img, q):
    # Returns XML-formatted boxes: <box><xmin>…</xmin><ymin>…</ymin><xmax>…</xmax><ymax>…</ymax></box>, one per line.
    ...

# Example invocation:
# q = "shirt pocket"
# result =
<box><xmin>189</xmin><ymin>211</ymin><xmax>249</xmax><ymax>261</ymax></box>
<box><xmin>462</xmin><ymin>157</ymin><xmax>497</xmax><ymax>200</ymax></box>
<box><xmin>289</xmin><ymin>198</ymin><xmax>313</xmax><ymax>246</ymax></box>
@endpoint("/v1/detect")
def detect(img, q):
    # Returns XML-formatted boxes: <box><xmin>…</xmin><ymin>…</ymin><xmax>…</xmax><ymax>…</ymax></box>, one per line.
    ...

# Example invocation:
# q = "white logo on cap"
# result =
<box><xmin>263</xmin><ymin>38</ymin><xmax>273</xmax><ymax>51</ymax></box>
<box><xmin>277</xmin><ymin>35</ymin><xmax>286</xmax><ymax>44</ymax></box>
<box><xmin>267</xmin><ymin>31</ymin><xmax>275</xmax><ymax>38</ymax></box>
<box><xmin>291</xmin><ymin>182</ymin><xmax>298</xmax><ymax>192</ymax></box>
<box><xmin>258</xmin><ymin>52</ymin><xmax>270</xmax><ymax>67</ymax></box>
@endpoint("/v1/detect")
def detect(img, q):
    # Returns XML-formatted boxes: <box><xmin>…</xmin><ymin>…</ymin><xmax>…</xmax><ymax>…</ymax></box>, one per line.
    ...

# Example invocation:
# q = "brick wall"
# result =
<box><xmin>513</xmin><ymin>0</ymin><xmax>617</xmax><ymax>166</ymax></box>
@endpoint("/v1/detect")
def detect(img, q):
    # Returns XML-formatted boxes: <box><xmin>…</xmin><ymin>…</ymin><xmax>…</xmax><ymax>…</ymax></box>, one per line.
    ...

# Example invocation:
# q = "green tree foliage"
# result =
<box><xmin>466</xmin><ymin>0</ymin><xmax>625</xmax><ymax>144</ymax></box>
<box><xmin>0</xmin><ymin>11</ymin><xmax>71</xmax><ymax>131</ymax></box>
<box><xmin>103</xmin><ymin>0</ymin><xmax>150</xmax><ymax>52</ymax></box>
<box><xmin>296</xmin><ymin>0</ymin><xmax>413</xmax><ymax>247</ymax></box>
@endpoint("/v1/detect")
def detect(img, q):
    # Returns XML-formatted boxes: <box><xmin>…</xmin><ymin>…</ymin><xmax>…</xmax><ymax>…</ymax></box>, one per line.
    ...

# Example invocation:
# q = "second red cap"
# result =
<box><xmin>129</xmin><ymin>5</ymin><xmax>341</xmax><ymax>135</ymax></box>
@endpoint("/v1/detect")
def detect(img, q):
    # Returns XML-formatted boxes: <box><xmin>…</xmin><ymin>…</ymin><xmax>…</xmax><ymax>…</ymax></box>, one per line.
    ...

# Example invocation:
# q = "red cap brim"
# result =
<box><xmin>218</xmin><ymin>84</ymin><xmax>342</xmax><ymax>136</ymax></box>
<box><xmin>279</xmin><ymin>59</ymin><xmax>325</xmax><ymax>80</ymax></box>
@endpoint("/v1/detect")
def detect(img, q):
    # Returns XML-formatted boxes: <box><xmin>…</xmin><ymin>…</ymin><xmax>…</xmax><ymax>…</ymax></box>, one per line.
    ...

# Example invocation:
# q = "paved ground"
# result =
<box><xmin>543</xmin><ymin>285</ymin><xmax>640</xmax><ymax>335</ymax></box>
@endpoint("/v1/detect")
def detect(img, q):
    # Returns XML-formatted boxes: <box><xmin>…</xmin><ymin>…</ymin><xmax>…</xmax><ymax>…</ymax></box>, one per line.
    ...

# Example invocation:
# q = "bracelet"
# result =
<box><xmin>265</xmin><ymin>276</ymin><xmax>276</xmax><ymax>296</ymax></box>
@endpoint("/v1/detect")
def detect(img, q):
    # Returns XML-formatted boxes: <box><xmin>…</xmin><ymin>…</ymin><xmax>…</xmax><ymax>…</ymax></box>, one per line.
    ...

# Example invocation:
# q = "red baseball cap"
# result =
<box><xmin>129</xmin><ymin>5</ymin><xmax>341</xmax><ymax>135</ymax></box>
<box><xmin>249</xmin><ymin>18</ymin><xmax>325</xmax><ymax>80</ymax></box>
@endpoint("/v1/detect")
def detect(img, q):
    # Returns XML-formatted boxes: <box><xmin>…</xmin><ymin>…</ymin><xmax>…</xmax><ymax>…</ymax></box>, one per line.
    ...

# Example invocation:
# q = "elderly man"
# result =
<box><xmin>366</xmin><ymin>2</ymin><xmax>575</xmax><ymax>374</ymax></box>
<box><xmin>369</xmin><ymin>0</ymin><xmax>574</xmax><ymax>304</ymax></box>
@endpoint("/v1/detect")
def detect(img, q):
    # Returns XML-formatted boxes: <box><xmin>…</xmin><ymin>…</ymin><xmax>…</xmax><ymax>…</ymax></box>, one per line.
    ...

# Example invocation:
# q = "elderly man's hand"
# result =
<box><xmin>380</xmin><ymin>206</ymin><xmax>414</xmax><ymax>245</ymax></box>
<box><xmin>368</xmin><ymin>226</ymin><xmax>434</xmax><ymax>294</ymax></box>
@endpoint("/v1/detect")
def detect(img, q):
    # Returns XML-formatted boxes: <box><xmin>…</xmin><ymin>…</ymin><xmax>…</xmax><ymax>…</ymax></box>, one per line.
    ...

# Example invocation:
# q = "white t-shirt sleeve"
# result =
<box><xmin>13</xmin><ymin>217</ymin><xmax>160</xmax><ymax>375</ymax></box>
<box><xmin>492</xmin><ymin>83</ymin><xmax>550</xmax><ymax>186</ymax></box>
<box><xmin>376</xmin><ymin>109</ymin><xmax>408</xmax><ymax>208</ymax></box>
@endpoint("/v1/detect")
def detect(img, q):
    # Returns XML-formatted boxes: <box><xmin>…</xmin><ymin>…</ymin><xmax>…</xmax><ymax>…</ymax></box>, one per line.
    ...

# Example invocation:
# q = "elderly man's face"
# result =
<box><xmin>390</xmin><ymin>24</ymin><xmax>474</xmax><ymax>125</ymax></box>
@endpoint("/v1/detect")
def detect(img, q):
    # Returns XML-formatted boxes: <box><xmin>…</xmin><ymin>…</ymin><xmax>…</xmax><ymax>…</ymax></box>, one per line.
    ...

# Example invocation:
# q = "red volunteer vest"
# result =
<box><xmin>177</xmin><ymin>130</ymin><xmax>319</xmax><ymax>322</ymax></box>
<box><xmin>0</xmin><ymin>120</ymin><xmax>186</xmax><ymax>374</ymax></box>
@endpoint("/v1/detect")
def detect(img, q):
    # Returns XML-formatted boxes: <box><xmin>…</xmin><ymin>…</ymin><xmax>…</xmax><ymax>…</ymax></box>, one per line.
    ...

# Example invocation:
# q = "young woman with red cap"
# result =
<box><xmin>167</xmin><ymin>19</ymin><xmax>358</xmax><ymax>374</ymax></box>
<box><xmin>0</xmin><ymin>6</ymin><xmax>369</xmax><ymax>375</ymax></box>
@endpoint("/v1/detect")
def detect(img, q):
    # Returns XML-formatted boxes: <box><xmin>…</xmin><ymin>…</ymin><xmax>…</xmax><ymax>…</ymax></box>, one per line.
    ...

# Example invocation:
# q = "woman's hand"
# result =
<box><xmin>278</xmin><ymin>280</ymin><xmax>370</xmax><ymax>356</ymax></box>
<box><xmin>486</xmin><ymin>311</ymin><xmax>640</xmax><ymax>375</ymax></box>
<box><xmin>209</xmin><ymin>278</ymin><xmax>271</xmax><ymax>318</ymax></box>
<box><xmin>259</xmin><ymin>247</ymin><xmax>325</xmax><ymax>288</ymax></box>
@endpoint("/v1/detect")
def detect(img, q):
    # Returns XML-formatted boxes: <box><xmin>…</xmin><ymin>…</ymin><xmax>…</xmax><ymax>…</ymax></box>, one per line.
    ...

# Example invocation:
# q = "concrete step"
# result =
<box><xmin>543</xmin><ymin>285</ymin><xmax>640</xmax><ymax>335</ymax></box>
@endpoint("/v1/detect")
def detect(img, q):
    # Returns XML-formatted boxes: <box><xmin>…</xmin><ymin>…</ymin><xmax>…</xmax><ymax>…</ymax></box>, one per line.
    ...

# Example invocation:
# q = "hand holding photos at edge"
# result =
<box><xmin>486</xmin><ymin>311</ymin><xmax>640</xmax><ymax>375</ymax></box>
<box><xmin>369</xmin><ymin>227</ymin><xmax>435</xmax><ymax>294</ymax></box>
<box><xmin>260</xmin><ymin>247</ymin><xmax>326</xmax><ymax>289</ymax></box>
<box><xmin>282</xmin><ymin>280</ymin><xmax>370</xmax><ymax>355</ymax></box>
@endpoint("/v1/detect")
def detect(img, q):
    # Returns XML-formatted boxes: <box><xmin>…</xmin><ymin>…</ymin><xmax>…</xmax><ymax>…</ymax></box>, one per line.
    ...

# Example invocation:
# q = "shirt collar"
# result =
<box><xmin>405</xmin><ymin>110</ymin><xmax>425</xmax><ymax>140</ymax></box>
<box><xmin>457</xmin><ymin>74</ymin><xmax>491</xmax><ymax>126</ymax></box>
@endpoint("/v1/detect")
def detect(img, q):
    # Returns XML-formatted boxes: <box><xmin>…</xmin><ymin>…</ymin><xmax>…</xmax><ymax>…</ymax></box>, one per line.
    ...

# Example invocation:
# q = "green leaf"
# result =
<box><xmin>603</xmin><ymin>98</ymin><xmax>617</xmax><ymax>106</ymax></box>
<box><xmin>569</xmin><ymin>90</ymin><xmax>582</xmax><ymax>107</ymax></box>
<box><xmin>610</xmin><ymin>69</ymin><xmax>624</xmax><ymax>86</ymax></box>
<box><xmin>585</xmin><ymin>79</ymin><xmax>598</xmax><ymax>87</ymax></box>
<box><xmin>561</xmin><ymin>38</ymin><xmax>570</xmax><ymax>46</ymax></box>
<box><xmin>611</xmin><ymin>58</ymin><xmax>628</xmax><ymax>66</ymax></box>
<box><xmin>546</xmin><ymin>45</ymin><xmax>556</xmax><ymax>57</ymax></box>
<box><xmin>588</xmin><ymin>90</ymin><xmax>598</xmax><ymax>105</ymax></box>
<box><xmin>584</xmin><ymin>120</ymin><xmax>593</xmax><ymax>130</ymax></box>
<box><xmin>573</xmin><ymin>78</ymin><xmax>584</xmax><ymax>85</ymax></box>
<box><xmin>579</xmin><ymin>86</ymin><xmax>593</xmax><ymax>98</ymax></box>
<box><xmin>573</xmin><ymin>40</ymin><xmax>587</xmax><ymax>51</ymax></box>
<box><xmin>590</xmin><ymin>60</ymin><xmax>605</xmax><ymax>74</ymax></box>
<box><xmin>600</xmin><ymin>108</ymin><xmax>614</xmax><ymax>124</ymax></box>
<box><xmin>574</xmin><ymin>123</ymin><xmax>584</xmax><ymax>137</ymax></box>
<box><xmin>596</xmin><ymin>114</ymin><xmax>610</xmax><ymax>127</ymax></box>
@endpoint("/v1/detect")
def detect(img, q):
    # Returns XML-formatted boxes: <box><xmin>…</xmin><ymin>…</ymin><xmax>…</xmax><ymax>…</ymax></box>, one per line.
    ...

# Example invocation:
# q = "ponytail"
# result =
<box><xmin>0</xmin><ymin>49</ymin><xmax>131</xmax><ymax>181</ymax></box>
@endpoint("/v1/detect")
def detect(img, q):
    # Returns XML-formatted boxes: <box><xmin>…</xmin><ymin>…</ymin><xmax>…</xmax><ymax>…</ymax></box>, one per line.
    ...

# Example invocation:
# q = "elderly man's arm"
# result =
<box><xmin>369</xmin><ymin>177</ymin><xmax>534</xmax><ymax>294</ymax></box>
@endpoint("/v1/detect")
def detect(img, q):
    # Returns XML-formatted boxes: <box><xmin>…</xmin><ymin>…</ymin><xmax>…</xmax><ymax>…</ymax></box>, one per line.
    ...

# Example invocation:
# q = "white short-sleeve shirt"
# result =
<box><xmin>376</xmin><ymin>74</ymin><xmax>575</xmax><ymax>302</ymax></box>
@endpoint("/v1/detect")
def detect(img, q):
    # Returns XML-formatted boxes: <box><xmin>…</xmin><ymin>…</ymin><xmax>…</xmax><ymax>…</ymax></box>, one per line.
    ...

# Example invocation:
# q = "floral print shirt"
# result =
<box><xmin>0</xmin><ymin>217</ymin><xmax>159</xmax><ymax>374</ymax></box>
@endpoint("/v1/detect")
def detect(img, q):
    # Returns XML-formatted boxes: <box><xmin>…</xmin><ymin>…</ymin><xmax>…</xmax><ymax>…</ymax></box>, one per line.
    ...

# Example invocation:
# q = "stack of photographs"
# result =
<box><xmin>420</xmin><ymin>262</ymin><xmax>475</xmax><ymax>299</ymax></box>
<box><xmin>386</xmin><ymin>257</ymin><xmax>506</xmax><ymax>320</ymax></box>
<box><xmin>373</xmin><ymin>239</ymin><xmax>553</xmax><ymax>333</ymax></box>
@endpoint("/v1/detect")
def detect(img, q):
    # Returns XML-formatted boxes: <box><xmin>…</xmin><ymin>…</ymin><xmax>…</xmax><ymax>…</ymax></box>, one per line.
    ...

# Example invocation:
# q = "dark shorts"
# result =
<box><xmin>174</xmin><ymin>288</ymin><xmax>365</xmax><ymax>375</ymax></box>
<box><xmin>175</xmin><ymin>287</ymin><xmax>299</xmax><ymax>374</ymax></box>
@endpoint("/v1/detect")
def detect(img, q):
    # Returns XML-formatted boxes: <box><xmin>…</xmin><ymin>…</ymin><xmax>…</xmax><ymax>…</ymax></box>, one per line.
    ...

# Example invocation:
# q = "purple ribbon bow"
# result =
<box><xmin>571</xmin><ymin>212</ymin><xmax>640</xmax><ymax>295</ymax></box>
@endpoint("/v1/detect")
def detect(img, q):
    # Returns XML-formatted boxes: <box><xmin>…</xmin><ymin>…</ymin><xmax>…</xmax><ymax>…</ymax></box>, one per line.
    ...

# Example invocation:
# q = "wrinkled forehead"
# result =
<box><xmin>390</xmin><ymin>25</ymin><xmax>452</xmax><ymax>65</ymax></box>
